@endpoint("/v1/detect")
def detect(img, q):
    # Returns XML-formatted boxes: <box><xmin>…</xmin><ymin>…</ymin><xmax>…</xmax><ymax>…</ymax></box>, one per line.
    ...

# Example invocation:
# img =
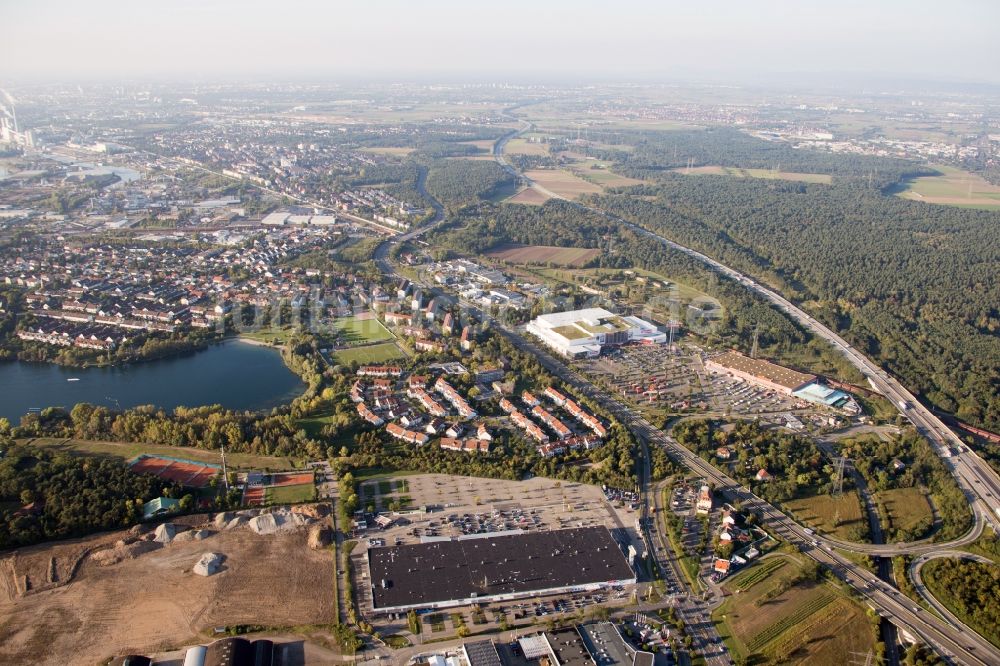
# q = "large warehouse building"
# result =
<box><xmin>366</xmin><ymin>526</ymin><xmax>636</xmax><ymax>614</ymax></box>
<box><xmin>526</xmin><ymin>308</ymin><xmax>665</xmax><ymax>358</ymax></box>
<box><xmin>706</xmin><ymin>351</ymin><xmax>858</xmax><ymax>412</ymax></box>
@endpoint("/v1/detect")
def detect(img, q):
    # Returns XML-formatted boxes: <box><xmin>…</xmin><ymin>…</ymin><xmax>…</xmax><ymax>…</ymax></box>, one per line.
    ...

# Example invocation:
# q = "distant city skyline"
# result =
<box><xmin>2</xmin><ymin>0</ymin><xmax>999</xmax><ymax>86</ymax></box>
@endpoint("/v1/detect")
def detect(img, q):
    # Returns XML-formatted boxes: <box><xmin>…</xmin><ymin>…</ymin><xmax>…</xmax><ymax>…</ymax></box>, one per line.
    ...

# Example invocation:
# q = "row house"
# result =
<box><xmin>386</xmin><ymin>422</ymin><xmax>430</xmax><ymax>445</ymax></box>
<box><xmin>531</xmin><ymin>405</ymin><xmax>572</xmax><ymax>439</ymax></box>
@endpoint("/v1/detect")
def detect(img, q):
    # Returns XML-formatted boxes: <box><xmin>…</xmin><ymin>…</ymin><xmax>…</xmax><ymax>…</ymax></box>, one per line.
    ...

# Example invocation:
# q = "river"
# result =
<box><xmin>0</xmin><ymin>340</ymin><xmax>305</xmax><ymax>424</ymax></box>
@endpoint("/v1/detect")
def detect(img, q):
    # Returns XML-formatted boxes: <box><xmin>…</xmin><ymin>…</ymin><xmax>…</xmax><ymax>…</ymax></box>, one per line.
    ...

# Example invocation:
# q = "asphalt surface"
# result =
<box><xmin>361</xmin><ymin>121</ymin><xmax>1000</xmax><ymax>665</ymax></box>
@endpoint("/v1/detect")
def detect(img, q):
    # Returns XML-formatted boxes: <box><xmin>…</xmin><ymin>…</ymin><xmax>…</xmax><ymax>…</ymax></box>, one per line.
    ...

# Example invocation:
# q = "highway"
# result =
<box><xmin>909</xmin><ymin>551</ymin><xmax>995</xmax><ymax>635</ymax></box>
<box><xmin>493</xmin><ymin>117</ymin><xmax>1000</xmax><ymax>541</ymax></box>
<box><xmin>482</xmin><ymin>125</ymin><xmax>1000</xmax><ymax>663</ymax></box>
<box><xmin>366</xmin><ymin>121</ymin><xmax>1000</xmax><ymax>664</ymax></box>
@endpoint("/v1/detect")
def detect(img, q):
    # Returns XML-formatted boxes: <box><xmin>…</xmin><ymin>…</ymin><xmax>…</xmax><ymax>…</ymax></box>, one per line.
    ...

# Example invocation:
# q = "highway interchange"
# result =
<box><xmin>370</xmin><ymin>121</ymin><xmax>1000</xmax><ymax>665</ymax></box>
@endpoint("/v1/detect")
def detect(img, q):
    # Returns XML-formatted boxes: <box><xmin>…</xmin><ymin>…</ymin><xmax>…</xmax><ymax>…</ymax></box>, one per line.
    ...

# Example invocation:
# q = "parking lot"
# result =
<box><xmin>580</xmin><ymin>344</ymin><xmax>808</xmax><ymax>417</ymax></box>
<box><xmin>351</xmin><ymin>473</ymin><xmax>647</xmax><ymax>627</ymax></box>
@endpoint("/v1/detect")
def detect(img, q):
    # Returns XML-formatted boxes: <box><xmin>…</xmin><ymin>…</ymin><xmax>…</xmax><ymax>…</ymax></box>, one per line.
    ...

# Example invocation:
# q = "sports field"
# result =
<box><xmin>130</xmin><ymin>454</ymin><xmax>221</xmax><ymax>488</ymax></box>
<box><xmin>713</xmin><ymin>555</ymin><xmax>876</xmax><ymax>664</ymax></box>
<box><xmin>894</xmin><ymin>165</ymin><xmax>1000</xmax><ymax>209</ymax></box>
<box><xmin>485</xmin><ymin>243</ymin><xmax>599</xmax><ymax>267</ymax></box>
<box><xmin>333</xmin><ymin>313</ymin><xmax>394</xmax><ymax>345</ymax></box>
<box><xmin>674</xmin><ymin>165</ymin><xmax>832</xmax><ymax>184</ymax></box>
<box><xmin>265</xmin><ymin>483</ymin><xmax>316</xmax><ymax>504</ymax></box>
<box><xmin>783</xmin><ymin>490</ymin><xmax>867</xmax><ymax>540</ymax></box>
<box><xmin>332</xmin><ymin>342</ymin><xmax>404</xmax><ymax>366</ymax></box>
<box><xmin>524</xmin><ymin>169</ymin><xmax>603</xmax><ymax>198</ymax></box>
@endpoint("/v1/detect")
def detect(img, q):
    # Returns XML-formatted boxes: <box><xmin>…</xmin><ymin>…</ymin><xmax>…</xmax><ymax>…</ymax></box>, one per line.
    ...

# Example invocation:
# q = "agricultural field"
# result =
<box><xmin>565</xmin><ymin>164</ymin><xmax>647</xmax><ymax>188</ymax></box>
<box><xmin>506</xmin><ymin>187</ymin><xmax>551</xmax><ymax>205</ymax></box>
<box><xmin>505</xmin><ymin>137</ymin><xmax>550</xmax><ymax>156</ymax></box>
<box><xmin>893</xmin><ymin>164</ymin><xmax>1000</xmax><ymax>209</ymax></box>
<box><xmin>523</xmin><ymin>169</ymin><xmax>603</xmax><ymax>198</ymax></box>
<box><xmin>876</xmin><ymin>487</ymin><xmax>934</xmax><ymax>540</ymax></box>
<box><xmin>331</xmin><ymin>342</ymin><xmax>403</xmax><ymax>366</ymax></box>
<box><xmin>485</xmin><ymin>243</ymin><xmax>600</xmax><ymax>268</ymax></box>
<box><xmin>333</xmin><ymin>313</ymin><xmax>394</xmax><ymax>346</ymax></box>
<box><xmin>19</xmin><ymin>437</ymin><xmax>297</xmax><ymax>471</ymax></box>
<box><xmin>783</xmin><ymin>491</ymin><xmax>867</xmax><ymax>541</ymax></box>
<box><xmin>672</xmin><ymin>165</ymin><xmax>833</xmax><ymax>184</ymax></box>
<box><xmin>712</xmin><ymin>555</ymin><xmax>876</xmax><ymax>664</ymax></box>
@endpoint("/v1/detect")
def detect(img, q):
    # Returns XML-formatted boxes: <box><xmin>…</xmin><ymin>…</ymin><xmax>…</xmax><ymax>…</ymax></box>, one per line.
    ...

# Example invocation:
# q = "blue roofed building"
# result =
<box><xmin>143</xmin><ymin>496</ymin><xmax>181</xmax><ymax>520</ymax></box>
<box><xmin>792</xmin><ymin>382</ymin><xmax>859</xmax><ymax>414</ymax></box>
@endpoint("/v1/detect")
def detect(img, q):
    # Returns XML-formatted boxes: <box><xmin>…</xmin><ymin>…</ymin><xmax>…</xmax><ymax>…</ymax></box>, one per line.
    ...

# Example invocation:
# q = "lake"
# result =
<box><xmin>0</xmin><ymin>340</ymin><xmax>305</xmax><ymax>424</ymax></box>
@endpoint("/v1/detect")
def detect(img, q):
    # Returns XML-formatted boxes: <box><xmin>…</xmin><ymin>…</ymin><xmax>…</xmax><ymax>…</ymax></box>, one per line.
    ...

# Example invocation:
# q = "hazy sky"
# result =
<box><xmin>3</xmin><ymin>0</ymin><xmax>998</xmax><ymax>84</ymax></box>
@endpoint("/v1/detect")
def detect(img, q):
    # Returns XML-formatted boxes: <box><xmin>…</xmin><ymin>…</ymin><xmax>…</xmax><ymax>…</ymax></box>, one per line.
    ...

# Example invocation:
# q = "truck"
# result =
<box><xmin>897</xmin><ymin>399</ymin><xmax>910</xmax><ymax>411</ymax></box>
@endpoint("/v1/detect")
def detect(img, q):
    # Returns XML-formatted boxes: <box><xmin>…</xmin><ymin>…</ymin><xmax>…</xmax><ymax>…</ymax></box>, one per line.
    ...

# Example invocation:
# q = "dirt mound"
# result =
<box><xmin>291</xmin><ymin>504</ymin><xmax>329</xmax><ymax>519</ymax></box>
<box><xmin>213</xmin><ymin>512</ymin><xmax>233</xmax><ymax>529</ymax></box>
<box><xmin>308</xmin><ymin>525</ymin><xmax>333</xmax><ymax>550</ymax></box>
<box><xmin>91</xmin><ymin>541</ymin><xmax>161</xmax><ymax>567</ymax></box>
<box><xmin>153</xmin><ymin>523</ymin><xmax>177</xmax><ymax>543</ymax></box>
<box><xmin>173</xmin><ymin>529</ymin><xmax>214</xmax><ymax>543</ymax></box>
<box><xmin>247</xmin><ymin>508</ymin><xmax>313</xmax><ymax>535</ymax></box>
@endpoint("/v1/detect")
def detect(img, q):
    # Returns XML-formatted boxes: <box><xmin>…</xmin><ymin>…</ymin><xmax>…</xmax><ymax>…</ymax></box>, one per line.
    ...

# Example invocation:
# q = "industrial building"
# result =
<box><xmin>526</xmin><ymin>308</ymin><xmax>665</xmax><ymax>358</ymax></box>
<box><xmin>366</xmin><ymin>526</ymin><xmax>636</xmax><ymax>614</ymax></box>
<box><xmin>705</xmin><ymin>351</ymin><xmax>858</xmax><ymax>412</ymax></box>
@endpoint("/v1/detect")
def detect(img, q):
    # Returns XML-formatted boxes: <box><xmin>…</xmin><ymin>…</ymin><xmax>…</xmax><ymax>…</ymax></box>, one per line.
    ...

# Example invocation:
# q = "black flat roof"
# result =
<box><xmin>368</xmin><ymin>526</ymin><xmax>634</xmax><ymax>610</ymax></box>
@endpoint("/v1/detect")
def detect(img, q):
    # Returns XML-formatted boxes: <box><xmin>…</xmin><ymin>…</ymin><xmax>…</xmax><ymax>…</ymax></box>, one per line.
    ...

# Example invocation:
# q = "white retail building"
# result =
<box><xmin>526</xmin><ymin>307</ymin><xmax>665</xmax><ymax>358</ymax></box>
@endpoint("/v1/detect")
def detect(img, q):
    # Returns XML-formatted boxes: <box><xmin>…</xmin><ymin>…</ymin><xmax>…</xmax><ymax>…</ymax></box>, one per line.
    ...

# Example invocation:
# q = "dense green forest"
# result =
<box><xmin>424</xmin><ymin>160</ymin><xmax>516</xmax><ymax>209</ymax></box>
<box><xmin>574</xmin><ymin>127</ymin><xmax>934</xmax><ymax>187</ymax></box>
<box><xmin>428</xmin><ymin>200</ymin><xmax>864</xmax><ymax>381</ymax></box>
<box><xmin>922</xmin><ymin>557</ymin><xmax>1000</xmax><ymax>648</ymax></box>
<box><xmin>587</xmin><ymin>173</ymin><xmax>1000</xmax><ymax>430</ymax></box>
<box><xmin>0</xmin><ymin>439</ymin><xmax>180</xmax><ymax>548</ymax></box>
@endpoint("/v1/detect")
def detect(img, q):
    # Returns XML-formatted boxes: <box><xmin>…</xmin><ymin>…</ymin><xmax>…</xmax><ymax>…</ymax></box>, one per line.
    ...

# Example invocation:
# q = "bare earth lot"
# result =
<box><xmin>485</xmin><ymin>243</ymin><xmax>600</xmax><ymax>268</ymax></box>
<box><xmin>524</xmin><ymin>169</ymin><xmax>603</xmax><ymax>198</ymax></box>
<box><xmin>0</xmin><ymin>512</ymin><xmax>334</xmax><ymax>665</ymax></box>
<box><xmin>506</xmin><ymin>187</ymin><xmax>551</xmax><ymax>205</ymax></box>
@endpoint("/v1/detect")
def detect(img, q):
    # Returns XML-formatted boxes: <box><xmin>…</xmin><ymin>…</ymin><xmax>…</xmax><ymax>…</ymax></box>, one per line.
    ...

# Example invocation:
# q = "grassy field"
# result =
<box><xmin>333</xmin><ymin>314</ymin><xmax>394</xmax><ymax>346</ymax></box>
<box><xmin>505</xmin><ymin>137</ymin><xmax>550</xmax><ymax>156</ymax></box>
<box><xmin>238</xmin><ymin>326</ymin><xmax>300</xmax><ymax>346</ymax></box>
<box><xmin>332</xmin><ymin>342</ymin><xmax>403</xmax><ymax>366</ymax></box>
<box><xmin>485</xmin><ymin>243</ymin><xmax>600</xmax><ymax>267</ymax></box>
<box><xmin>359</xmin><ymin>146</ymin><xmax>415</xmax><ymax>156</ymax></box>
<box><xmin>21</xmin><ymin>437</ymin><xmax>297</xmax><ymax>470</ymax></box>
<box><xmin>876</xmin><ymin>487</ymin><xmax>934</xmax><ymax>539</ymax></box>
<box><xmin>713</xmin><ymin>556</ymin><xmax>876</xmax><ymax>664</ymax></box>
<box><xmin>265</xmin><ymin>483</ymin><xmax>316</xmax><ymax>504</ymax></box>
<box><xmin>524</xmin><ymin>169</ymin><xmax>603</xmax><ymax>198</ymax></box>
<box><xmin>571</xmin><ymin>168</ymin><xmax>646</xmax><ymax>188</ymax></box>
<box><xmin>894</xmin><ymin>164</ymin><xmax>1000</xmax><ymax>209</ymax></box>
<box><xmin>673</xmin><ymin>165</ymin><xmax>833</xmax><ymax>184</ymax></box>
<box><xmin>783</xmin><ymin>491</ymin><xmax>867</xmax><ymax>540</ymax></box>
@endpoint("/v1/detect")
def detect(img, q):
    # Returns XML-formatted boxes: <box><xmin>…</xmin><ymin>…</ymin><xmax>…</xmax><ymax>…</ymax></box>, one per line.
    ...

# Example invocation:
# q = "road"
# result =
<box><xmin>364</xmin><ymin>122</ymin><xmax>1000</xmax><ymax>664</ymax></box>
<box><xmin>497</xmin><ymin>125</ymin><xmax>1000</xmax><ymax>542</ymax></box>
<box><xmin>484</xmin><ymin>128</ymin><xmax>1000</xmax><ymax>663</ymax></box>
<box><xmin>909</xmin><ymin>552</ymin><xmax>995</xmax><ymax>635</ymax></box>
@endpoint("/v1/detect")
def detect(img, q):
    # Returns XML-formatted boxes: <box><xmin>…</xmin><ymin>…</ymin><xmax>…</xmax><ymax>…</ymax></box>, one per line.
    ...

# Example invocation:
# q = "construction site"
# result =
<box><xmin>0</xmin><ymin>505</ymin><xmax>334</xmax><ymax>666</ymax></box>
